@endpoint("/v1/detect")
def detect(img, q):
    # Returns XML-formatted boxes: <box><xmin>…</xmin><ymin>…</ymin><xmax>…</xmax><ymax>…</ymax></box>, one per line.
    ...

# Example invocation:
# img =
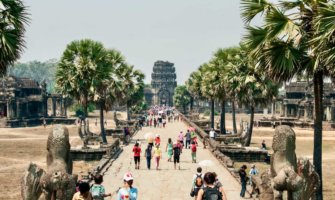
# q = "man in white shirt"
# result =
<box><xmin>209</xmin><ymin>128</ymin><xmax>216</xmax><ymax>139</ymax></box>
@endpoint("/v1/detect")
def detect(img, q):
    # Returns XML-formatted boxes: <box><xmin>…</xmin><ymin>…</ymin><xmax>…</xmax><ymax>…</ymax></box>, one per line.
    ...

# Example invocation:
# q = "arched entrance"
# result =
<box><xmin>158</xmin><ymin>90</ymin><xmax>170</xmax><ymax>106</ymax></box>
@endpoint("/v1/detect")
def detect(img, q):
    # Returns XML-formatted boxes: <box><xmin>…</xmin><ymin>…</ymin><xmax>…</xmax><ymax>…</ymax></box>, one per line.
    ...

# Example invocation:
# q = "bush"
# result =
<box><xmin>70</xmin><ymin>103</ymin><xmax>95</xmax><ymax>117</ymax></box>
<box><xmin>203</xmin><ymin>109</ymin><xmax>219</xmax><ymax>116</ymax></box>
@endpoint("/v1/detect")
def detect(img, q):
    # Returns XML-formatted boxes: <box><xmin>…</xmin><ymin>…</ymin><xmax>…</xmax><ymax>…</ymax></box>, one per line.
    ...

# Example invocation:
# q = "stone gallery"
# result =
<box><xmin>0</xmin><ymin>76</ymin><xmax>68</xmax><ymax>127</ymax></box>
<box><xmin>144</xmin><ymin>60</ymin><xmax>177</xmax><ymax>106</ymax></box>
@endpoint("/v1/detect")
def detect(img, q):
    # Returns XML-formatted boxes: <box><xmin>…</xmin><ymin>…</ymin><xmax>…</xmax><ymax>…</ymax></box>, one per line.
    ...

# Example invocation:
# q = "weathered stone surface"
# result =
<box><xmin>21</xmin><ymin>125</ymin><xmax>77</xmax><ymax>200</ymax></box>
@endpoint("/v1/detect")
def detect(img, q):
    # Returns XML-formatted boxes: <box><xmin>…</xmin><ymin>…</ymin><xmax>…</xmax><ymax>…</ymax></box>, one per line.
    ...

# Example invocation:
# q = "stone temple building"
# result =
<box><xmin>144</xmin><ymin>61</ymin><xmax>177</xmax><ymax>106</ymax></box>
<box><xmin>0</xmin><ymin>76</ymin><xmax>70</xmax><ymax>127</ymax></box>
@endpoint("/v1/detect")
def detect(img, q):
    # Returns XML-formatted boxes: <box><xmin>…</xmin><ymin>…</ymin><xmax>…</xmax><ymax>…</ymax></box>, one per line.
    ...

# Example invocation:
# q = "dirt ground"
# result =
<box><xmin>0</xmin><ymin>112</ymin><xmax>333</xmax><ymax>199</ymax></box>
<box><xmin>0</xmin><ymin>111</ymin><xmax>125</xmax><ymax>199</ymax></box>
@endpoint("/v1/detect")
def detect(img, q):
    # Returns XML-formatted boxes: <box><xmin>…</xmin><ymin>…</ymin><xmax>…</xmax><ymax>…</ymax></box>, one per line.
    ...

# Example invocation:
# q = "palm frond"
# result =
<box><xmin>241</xmin><ymin>0</ymin><xmax>273</xmax><ymax>24</ymax></box>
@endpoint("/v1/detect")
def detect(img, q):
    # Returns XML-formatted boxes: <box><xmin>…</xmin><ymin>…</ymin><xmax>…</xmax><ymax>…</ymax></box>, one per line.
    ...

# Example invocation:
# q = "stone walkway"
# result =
<box><xmin>103</xmin><ymin>120</ymin><xmax>241</xmax><ymax>199</ymax></box>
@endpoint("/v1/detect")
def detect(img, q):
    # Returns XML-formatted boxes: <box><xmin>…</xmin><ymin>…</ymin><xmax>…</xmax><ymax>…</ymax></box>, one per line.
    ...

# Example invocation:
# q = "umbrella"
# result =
<box><xmin>158</xmin><ymin>111</ymin><xmax>164</xmax><ymax>114</ymax></box>
<box><xmin>198</xmin><ymin>160</ymin><xmax>214</xmax><ymax>167</ymax></box>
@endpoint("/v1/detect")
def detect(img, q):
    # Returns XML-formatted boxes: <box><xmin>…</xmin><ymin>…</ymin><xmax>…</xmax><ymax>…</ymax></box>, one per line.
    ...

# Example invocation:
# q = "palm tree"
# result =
<box><xmin>93</xmin><ymin>49</ymin><xmax>125</xmax><ymax>144</ymax></box>
<box><xmin>241</xmin><ymin>1</ymin><xmax>334</xmax><ymax>198</ymax></box>
<box><xmin>0</xmin><ymin>0</ymin><xmax>29</xmax><ymax>75</ymax></box>
<box><xmin>173</xmin><ymin>85</ymin><xmax>191</xmax><ymax>114</ymax></box>
<box><xmin>56</xmin><ymin>39</ymin><xmax>106</xmax><ymax>116</ymax></box>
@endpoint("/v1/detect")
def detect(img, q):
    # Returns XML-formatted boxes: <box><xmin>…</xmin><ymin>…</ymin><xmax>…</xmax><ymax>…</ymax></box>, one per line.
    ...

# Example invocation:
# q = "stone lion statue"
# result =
<box><xmin>21</xmin><ymin>125</ymin><xmax>77</xmax><ymax>200</ymax></box>
<box><xmin>251</xmin><ymin>125</ymin><xmax>319</xmax><ymax>200</ymax></box>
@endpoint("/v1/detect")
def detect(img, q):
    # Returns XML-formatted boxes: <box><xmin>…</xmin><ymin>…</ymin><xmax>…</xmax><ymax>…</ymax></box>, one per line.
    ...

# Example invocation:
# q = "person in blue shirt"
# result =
<box><xmin>117</xmin><ymin>172</ymin><xmax>138</xmax><ymax>200</ymax></box>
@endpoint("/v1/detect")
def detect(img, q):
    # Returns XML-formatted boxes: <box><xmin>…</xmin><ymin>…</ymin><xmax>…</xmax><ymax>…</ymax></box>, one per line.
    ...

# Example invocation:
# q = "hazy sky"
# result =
<box><xmin>21</xmin><ymin>0</ymin><xmax>249</xmax><ymax>84</ymax></box>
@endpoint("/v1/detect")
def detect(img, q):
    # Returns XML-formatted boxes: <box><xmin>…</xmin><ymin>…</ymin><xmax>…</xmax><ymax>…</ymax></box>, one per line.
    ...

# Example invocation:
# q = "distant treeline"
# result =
<box><xmin>8</xmin><ymin>59</ymin><xmax>58</xmax><ymax>93</ymax></box>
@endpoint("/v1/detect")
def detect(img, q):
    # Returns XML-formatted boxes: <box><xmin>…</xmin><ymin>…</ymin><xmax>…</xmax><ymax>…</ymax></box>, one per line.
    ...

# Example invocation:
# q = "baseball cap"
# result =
<box><xmin>123</xmin><ymin>172</ymin><xmax>134</xmax><ymax>181</ymax></box>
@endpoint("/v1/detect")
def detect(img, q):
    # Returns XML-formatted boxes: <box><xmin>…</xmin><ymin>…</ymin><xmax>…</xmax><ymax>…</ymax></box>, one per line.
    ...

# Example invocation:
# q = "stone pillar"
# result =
<box><xmin>16</xmin><ymin>101</ymin><xmax>20</xmax><ymax>118</ymax></box>
<box><xmin>271</xmin><ymin>101</ymin><xmax>275</xmax><ymax>117</ymax></box>
<box><xmin>26</xmin><ymin>103</ymin><xmax>29</xmax><ymax>117</ymax></box>
<box><xmin>52</xmin><ymin>98</ymin><xmax>56</xmax><ymax>116</ymax></box>
<box><xmin>304</xmin><ymin>105</ymin><xmax>308</xmax><ymax>120</ymax></box>
<box><xmin>284</xmin><ymin>105</ymin><xmax>288</xmax><ymax>117</ymax></box>
<box><xmin>326</xmin><ymin>106</ymin><xmax>332</xmax><ymax>121</ymax></box>
<box><xmin>6</xmin><ymin>101</ymin><xmax>10</xmax><ymax>119</ymax></box>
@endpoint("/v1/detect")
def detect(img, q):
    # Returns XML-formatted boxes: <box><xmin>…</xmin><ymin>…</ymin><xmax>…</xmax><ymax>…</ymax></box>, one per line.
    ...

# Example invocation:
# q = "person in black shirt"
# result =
<box><xmin>239</xmin><ymin>165</ymin><xmax>247</xmax><ymax>198</ymax></box>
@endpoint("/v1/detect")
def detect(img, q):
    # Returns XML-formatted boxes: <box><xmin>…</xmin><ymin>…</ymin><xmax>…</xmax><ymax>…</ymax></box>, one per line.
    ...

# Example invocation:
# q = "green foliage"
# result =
<box><xmin>8</xmin><ymin>59</ymin><xmax>58</xmax><ymax>92</ymax></box>
<box><xmin>203</xmin><ymin>109</ymin><xmax>219</xmax><ymax>116</ymax></box>
<box><xmin>0</xmin><ymin>0</ymin><xmax>29</xmax><ymax>75</ymax></box>
<box><xmin>70</xmin><ymin>102</ymin><xmax>95</xmax><ymax>117</ymax></box>
<box><xmin>173</xmin><ymin>85</ymin><xmax>191</xmax><ymax>111</ymax></box>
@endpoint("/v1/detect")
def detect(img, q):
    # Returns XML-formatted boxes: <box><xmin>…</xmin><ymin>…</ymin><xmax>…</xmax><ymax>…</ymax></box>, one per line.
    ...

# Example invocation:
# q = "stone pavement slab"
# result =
<box><xmin>103</xmin><ymin>121</ymin><xmax>241</xmax><ymax>199</ymax></box>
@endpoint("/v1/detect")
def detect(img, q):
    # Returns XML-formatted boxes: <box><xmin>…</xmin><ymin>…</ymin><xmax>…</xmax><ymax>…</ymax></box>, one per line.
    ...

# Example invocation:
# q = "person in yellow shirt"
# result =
<box><xmin>72</xmin><ymin>182</ymin><xmax>93</xmax><ymax>200</ymax></box>
<box><xmin>153</xmin><ymin>144</ymin><xmax>162</xmax><ymax>170</ymax></box>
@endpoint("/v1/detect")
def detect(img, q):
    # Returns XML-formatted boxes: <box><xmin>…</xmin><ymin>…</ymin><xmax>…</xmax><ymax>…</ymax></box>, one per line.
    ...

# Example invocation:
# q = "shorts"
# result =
<box><xmin>134</xmin><ymin>156</ymin><xmax>140</xmax><ymax>164</ymax></box>
<box><xmin>174</xmin><ymin>156</ymin><xmax>180</xmax><ymax>164</ymax></box>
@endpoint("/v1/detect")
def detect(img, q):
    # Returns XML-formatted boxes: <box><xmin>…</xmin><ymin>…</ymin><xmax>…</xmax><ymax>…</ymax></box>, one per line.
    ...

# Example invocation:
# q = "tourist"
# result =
<box><xmin>132</xmin><ymin>142</ymin><xmax>141</xmax><ymax>170</ymax></box>
<box><xmin>173</xmin><ymin>141</ymin><xmax>182</xmax><ymax>170</ymax></box>
<box><xmin>124</xmin><ymin>127</ymin><xmax>130</xmax><ymax>144</ymax></box>
<box><xmin>104</xmin><ymin>120</ymin><xmax>107</xmax><ymax>126</ymax></box>
<box><xmin>72</xmin><ymin>182</ymin><xmax>93</xmax><ymax>200</ymax></box>
<box><xmin>149</xmin><ymin>115</ymin><xmax>152</xmax><ymax>127</ymax></box>
<box><xmin>153</xmin><ymin>118</ymin><xmax>157</xmax><ymax>128</ymax></box>
<box><xmin>196</xmin><ymin>172</ymin><xmax>227</xmax><ymax>200</ymax></box>
<box><xmin>209</xmin><ymin>128</ymin><xmax>216</xmax><ymax>140</ymax></box>
<box><xmin>117</xmin><ymin>172</ymin><xmax>138</xmax><ymax>200</ymax></box>
<box><xmin>153</xmin><ymin>144</ymin><xmax>162</xmax><ymax>170</ymax></box>
<box><xmin>191</xmin><ymin>141</ymin><xmax>197</xmax><ymax>163</ymax></box>
<box><xmin>191</xmin><ymin>167</ymin><xmax>203</xmax><ymax>199</ymax></box>
<box><xmin>144</xmin><ymin>145</ymin><xmax>152</xmax><ymax>170</ymax></box>
<box><xmin>261</xmin><ymin>140</ymin><xmax>267</xmax><ymax>150</ymax></box>
<box><xmin>178</xmin><ymin>131</ymin><xmax>184</xmax><ymax>147</ymax></box>
<box><xmin>249</xmin><ymin>164</ymin><xmax>258</xmax><ymax>197</ymax></box>
<box><xmin>239</xmin><ymin>165</ymin><xmax>248</xmax><ymax>198</ymax></box>
<box><xmin>147</xmin><ymin>135</ymin><xmax>154</xmax><ymax>149</ymax></box>
<box><xmin>185</xmin><ymin>129</ymin><xmax>191</xmax><ymax>149</ymax></box>
<box><xmin>162</xmin><ymin>118</ymin><xmax>166</xmax><ymax>128</ymax></box>
<box><xmin>166</xmin><ymin>138</ymin><xmax>173</xmax><ymax>162</ymax></box>
<box><xmin>43</xmin><ymin>118</ymin><xmax>47</xmax><ymax>128</ymax></box>
<box><xmin>154</xmin><ymin>134</ymin><xmax>161</xmax><ymax>146</ymax></box>
<box><xmin>90</xmin><ymin>174</ymin><xmax>111</xmax><ymax>200</ymax></box>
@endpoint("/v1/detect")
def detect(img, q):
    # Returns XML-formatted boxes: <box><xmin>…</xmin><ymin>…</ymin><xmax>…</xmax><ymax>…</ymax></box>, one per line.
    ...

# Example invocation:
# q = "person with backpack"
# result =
<box><xmin>132</xmin><ymin>143</ymin><xmax>141</xmax><ymax>170</ymax></box>
<box><xmin>190</xmin><ymin>167</ymin><xmax>204</xmax><ymax>199</ymax></box>
<box><xmin>239</xmin><ymin>165</ymin><xmax>248</xmax><ymax>198</ymax></box>
<box><xmin>144</xmin><ymin>145</ymin><xmax>152</xmax><ymax>170</ymax></box>
<box><xmin>90</xmin><ymin>174</ymin><xmax>111</xmax><ymax>200</ymax></box>
<box><xmin>173</xmin><ymin>141</ymin><xmax>182</xmax><ymax>170</ymax></box>
<box><xmin>166</xmin><ymin>138</ymin><xmax>173</xmax><ymax>162</ymax></box>
<box><xmin>196</xmin><ymin>172</ymin><xmax>227</xmax><ymax>200</ymax></box>
<box><xmin>117</xmin><ymin>172</ymin><xmax>138</xmax><ymax>200</ymax></box>
<box><xmin>191</xmin><ymin>141</ymin><xmax>197</xmax><ymax>163</ymax></box>
<box><xmin>185</xmin><ymin>129</ymin><xmax>191</xmax><ymax>149</ymax></box>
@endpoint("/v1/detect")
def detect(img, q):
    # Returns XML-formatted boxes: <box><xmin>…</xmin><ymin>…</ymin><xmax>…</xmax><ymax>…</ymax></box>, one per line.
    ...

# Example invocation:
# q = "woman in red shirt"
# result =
<box><xmin>155</xmin><ymin>134</ymin><xmax>161</xmax><ymax>146</ymax></box>
<box><xmin>132</xmin><ymin>142</ymin><xmax>141</xmax><ymax>169</ymax></box>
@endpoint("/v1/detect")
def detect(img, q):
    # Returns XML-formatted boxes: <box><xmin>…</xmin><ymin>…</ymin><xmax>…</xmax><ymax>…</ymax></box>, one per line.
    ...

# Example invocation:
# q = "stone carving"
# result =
<box><xmin>251</xmin><ymin>125</ymin><xmax>319</xmax><ymax>200</ymax></box>
<box><xmin>21</xmin><ymin>125</ymin><xmax>77</xmax><ymax>200</ymax></box>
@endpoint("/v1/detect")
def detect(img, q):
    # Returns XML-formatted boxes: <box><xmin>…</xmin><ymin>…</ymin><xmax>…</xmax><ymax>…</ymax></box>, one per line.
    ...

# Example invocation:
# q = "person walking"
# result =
<box><xmin>185</xmin><ymin>130</ymin><xmax>191</xmax><ymax>149</ymax></box>
<box><xmin>132</xmin><ymin>143</ymin><xmax>141</xmax><ymax>170</ymax></box>
<box><xmin>144</xmin><ymin>145</ymin><xmax>152</xmax><ymax>170</ymax></box>
<box><xmin>153</xmin><ymin>144</ymin><xmax>162</xmax><ymax>170</ymax></box>
<box><xmin>249</xmin><ymin>164</ymin><xmax>258</xmax><ymax>197</ymax></box>
<box><xmin>173</xmin><ymin>141</ymin><xmax>181</xmax><ymax>170</ymax></box>
<box><xmin>191</xmin><ymin>141</ymin><xmax>197</xmax><ymax>163</ymax></box>
<box><xmin>191</xmin><ymin>167</ymin><xmax>203</xmax><ymax>200</ymax></box>
<box><xmin>239</xmin><ymin>165</ymin><xmax>248</xmax><ymax>198</ymax></box>
<box><xmin>196</xmin><ymin>172</ymin><xmax>227</xmax><ymax>200</ymax></box>
<box><xmin>154</xmin><ymin>134</ymin><xmax>161</xmax><ymax>146</ymax></box>
<box><xmin>209</xmin><ymin>128</ymin><xmax>216</xmax><ymax>140</ymax></box>
<box><xmin>90</xmin><ymin>174</ymin><xmax>112</xmax><ymax>200</ymax></box>
<box><xmin>166</xmin><ymin>138</ymin><xmax>173</xmax><ymax>162</ymax></box>
<box><xmin>117</xmin><ymin>172</ymin><xmax>138</xmax><ymax>200</ymax></box>
<box><xmin>178</xmin><ymin>131</ymin><xmax>184</xmax><ymax>147</ymax></box>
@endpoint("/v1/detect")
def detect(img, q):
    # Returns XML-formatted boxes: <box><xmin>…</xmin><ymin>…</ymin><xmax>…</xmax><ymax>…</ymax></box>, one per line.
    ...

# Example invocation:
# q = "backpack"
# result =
<box><xmin>91</xmin><ymin>184</ymin><xmax>104</xmax><ymax>200</ymax></box>
<box><xmin>173</xmin><ymin>147</ymin><xmax>180</xmax><ymax>156</ymax></box>
<box><xmin>191</xmin><ymin>145</ymin><xmax>197</xmax><ymax>152</ymax></box>
<box><xmin>202</xmin><ymin>186</ymin><xmax>222</xmax><ymax>200</ymax></box>
<box><xmin>195</xmin><ymin>174</ymin><xmax>203</xmax><ymax>188</ymax></box>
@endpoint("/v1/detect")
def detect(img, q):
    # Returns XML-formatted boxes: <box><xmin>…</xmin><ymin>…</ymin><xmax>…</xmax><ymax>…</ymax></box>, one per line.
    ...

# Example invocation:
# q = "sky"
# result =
<box><xmin>21</xmin><ymin>0</ymin><xmax>250</xmax><ymax>84</ymax></box>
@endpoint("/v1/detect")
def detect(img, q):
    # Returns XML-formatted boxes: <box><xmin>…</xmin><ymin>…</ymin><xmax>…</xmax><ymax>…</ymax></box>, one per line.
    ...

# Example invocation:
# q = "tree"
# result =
<box><xmin>0</xmin><ymin>0</ymin><xmax>29</xmax><ymax>75</ymax></box>
<box><xmin>56</xmin><ymin>39</ymin><xmax>106</xmax><ymax>116</ymax></box>
<box><xmin>241</xmin><ymin>1</ymin><xmax>334</xmax><ymax>197</ymax></box>
<box><xmin>93</xmin><ymin>49</ymin><xmax>125</xmax><ymax>144</ymax></box>
<box><xmin>173</xmin><ymin>85</ymin><xmax>191</xmax><ymax>114</ymax></box>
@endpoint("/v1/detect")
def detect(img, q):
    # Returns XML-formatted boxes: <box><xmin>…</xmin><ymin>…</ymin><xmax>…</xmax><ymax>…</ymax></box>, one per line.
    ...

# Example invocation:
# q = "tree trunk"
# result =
<box><xmin>220</xmin><ymin>100</ymin><xmax>226</xmax><ymax>134</ymax></box>
<box><xmin>244</xmin><ymin>106</ymin><xmax>254</xmax><ymax>146</ymax></box>
<box><xmin>126</xmin><ymin>102</ymin><xmax>130</xmax><ymax>121</ymax></box>
<box><xmin>210</xmin><ymin>99</ymin><xmax>215</xmax><ymax>129</ymax></box>
<box><xmin>190</xmin><ymin>96</ymin><xmax>194</xmax><ymax>112</ymax></box>
<box><xmin>232</xmin><ymin>100</ymin><xmax>237</xmax><ymax>134</ymax></box>
<box><xmin>183</xmin><ymin>105</ymin><xmax>186</xmax><ymax>114</ymax></box>
<box><xmin>313</xmin><ymin>71</ymin><xmax>323</xmax><ymax>200</ymax></box>
<box><xmin>100</xmin><ymin>102</ymin><xmax>108</xmax><ymax>144</ymax></box>
<box><xmin>83</xmin><ymin>93</ymin><xmax>88</xmax><ymax>117</ymax></box>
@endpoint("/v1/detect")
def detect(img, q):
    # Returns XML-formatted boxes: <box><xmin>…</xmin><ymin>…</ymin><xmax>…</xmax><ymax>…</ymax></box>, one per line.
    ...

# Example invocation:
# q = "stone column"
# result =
<box><xmin>271</xmin><ymin>101</ymin><xmax>275</xmax><ymax>117</ymax></box>
<box><xmin>326</xmin><ymin>106</ymin><xmax>332</xmax><ymax>121</ymax></box>
<box><xmin>16</xmin><ymin>101</ymin><xmax>20</xmax><ymax>118</ymax></box>
<box><xmin>26</xmin><ymin>102</ymin><xmax>29</xmax><ymax>117</ymax></box>
<box><xmin>6</xmin><ymin>101</ymin><xmax>11</xmax><ymax>119</ymax></box>
<box><xmin>304</xmin><ymin>105</ymin><xmax>308</xmax><ymax>120</ymax></box>
<box><xmin>284</xmin><ymin>105</ymin><xmax>288</xmax><ymax>117</ymax></box>
<box><xmin>52</xmin><ymin>98</ymin><xmax>56</xmax><ymax>116</ymax></box>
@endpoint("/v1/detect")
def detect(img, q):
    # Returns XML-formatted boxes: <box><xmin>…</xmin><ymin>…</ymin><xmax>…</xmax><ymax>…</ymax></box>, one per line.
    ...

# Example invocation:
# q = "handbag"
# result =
<box><xmin>190</xmin><ymin>188</ymin><xmax>195</xmax><ymax>197</ymax></box>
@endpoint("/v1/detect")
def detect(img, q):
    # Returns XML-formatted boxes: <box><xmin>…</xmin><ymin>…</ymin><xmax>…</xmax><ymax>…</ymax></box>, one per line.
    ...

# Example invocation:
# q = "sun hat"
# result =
<box><xmin>123</xmin><ymin>172</ymin><xmax>134</xmax><ymax>181</ymax></box>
